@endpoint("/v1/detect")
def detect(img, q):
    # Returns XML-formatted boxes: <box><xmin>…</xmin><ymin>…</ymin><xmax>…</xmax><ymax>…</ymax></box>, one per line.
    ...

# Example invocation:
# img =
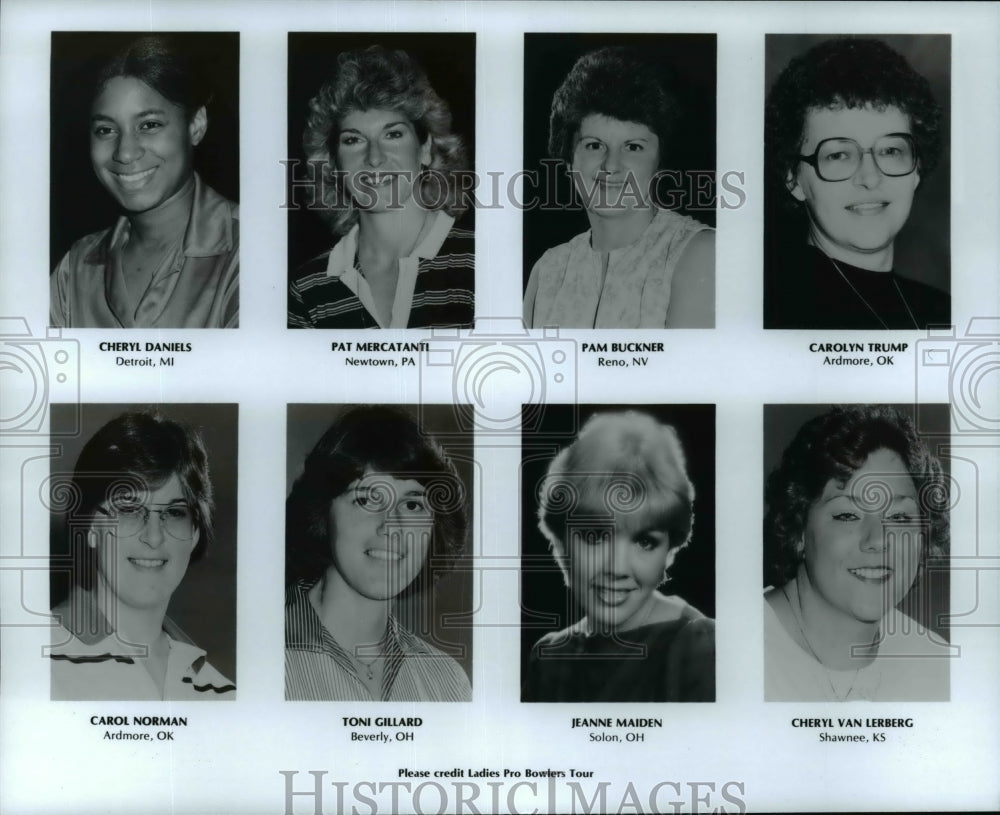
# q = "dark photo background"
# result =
<box><xmin>49</xmin><ymin>32</ymin><xmax>239</xmax><ymax>270</ymax></box>
<box><xmin>763</xmin><ymin>403</ymin><xmax>950</xmax><ymax>639</ymax></box>
<box><xmin>49</xmin><ymin>402</ymin><xmax>238</xmax><ymax>683</ymax></box>
<box><xmin>286</xmin><ymin>33</ymin><xmax>476</xmax><ymax>273</ymax></box>
<box><xmin>522</xmin><ymin>34</ymin><xmax>717</xmax><ymax>291</ymax></box>
<box><xmin>520</xmin><ymin>403</ymin><xmax>716</xmax><ymax>686</ymax></box>
<box><xmin>286</xmin><ymin>403</ymin><xmax>475</xmax><ymax>682</ymax></box>
<box><xmin>763</xmin><ymin>34</ymin><xmax>951</xmax><ymax>321</ymax></box>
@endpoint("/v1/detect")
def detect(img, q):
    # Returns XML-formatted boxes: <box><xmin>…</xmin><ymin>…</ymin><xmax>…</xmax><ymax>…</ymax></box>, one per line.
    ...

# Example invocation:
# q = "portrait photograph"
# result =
<box><xmin>520</xmin><ymin>404</ymin><xmax>716</xmax><ymax>702</ymax></box>
<box><xmin>285</xmin><ymin>403</ymin><xmax>474</xmax><ymax>701</ymax></box>
<box><xmin>47</xmin><ymin>403</ymin><xmax>238</xmax><ymax>700</ymax></box>
<box><xmin>763</xmin><ymin>34</ymin><xmax>951</xmax><ymax>330</ymax></box>
<box><xmin>522</xmin><ymin>34</ymin><xmax>717</xmax><ymax>329</ymax></box>
<box><xmin>762</xmin><ymin>403</ymin><xmax>951</xmax><ymax>701</ymax></box>
<box><xmin>49</xmin><ymin>31</ymin><xmax>240</xmax><ymax>329</ymax></box>
<box><xmin>286</xmin><ymin>33</ymin><xmax>476</xmax><ymax>329</ymax></box>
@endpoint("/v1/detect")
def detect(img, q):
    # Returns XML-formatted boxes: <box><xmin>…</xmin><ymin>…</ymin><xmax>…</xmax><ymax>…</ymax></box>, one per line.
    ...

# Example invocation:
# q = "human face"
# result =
<box><xmin>788</xmin><ymin>105</ymin><xmax>920</xmax><ymax>270</ymax></box>
<box><xmin>94</xmin><ymin>473</ymin><xmax>199</xmax><ymax>613</ymax></box>
<box><xmin>567</xmin><ymin>509</ymin><xmax>671</xmax><ymax>633</ymax></box>
<box><xmin>801</xmin><ymin>448</ymin><xmax>922</xmax><ymax>626</ymax></box>
<box><xmin>335</xmin><ymin>109</ymin><xmax>431</xmax><ymax>212</ymax></box>
<box><xmin>90</xmin><ymin>76</ymin><xmax>205</xmax><ymax>215</ymax></box>
<box><xmin>571</xmin><ymin>114</ymin><xmax>660</xmax><ymax>215</ymax></box>
<box><xmin>328</xmin><ymin>471</ymin><xmax>433</xmax><ymax>601</ymax></box>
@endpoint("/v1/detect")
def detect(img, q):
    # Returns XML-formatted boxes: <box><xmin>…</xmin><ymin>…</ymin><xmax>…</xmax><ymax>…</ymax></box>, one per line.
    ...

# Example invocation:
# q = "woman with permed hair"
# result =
<box><xmin>50</xmin><ymin>34</ymin><xmax>239</xmax><ymax>328</ymax></box>
<box><xmin>288</xmin><ymin>45</ymin><xmax>474</xmax><ymax>329</ymax></box>
<box><xmin>522</xmin><ymin>411</ymin><xmax>715</xmax><ymax>702</ymax></box>
<box><xmin>523</xmin><ymin>46</ymin><xmax>715</xmax><ymax>329</ymax></box>
<box><xmin>285</xmin><ymin>406</ymin><xmax>471</xmax><ymax>701</ymax></box>
<box><xmin>764</xmin><ymin>37</ymin><xmax>949</xmax><ymax>329</ymax></box>
<box><xmin>763</xmin><ymin>405</ymin><xmax>950</xmax><ymax>701</ymax></box>
<box><xmin>49</xmin><ymin>410</ymin><xmax>235</xmax><ymax>700</ymax></box>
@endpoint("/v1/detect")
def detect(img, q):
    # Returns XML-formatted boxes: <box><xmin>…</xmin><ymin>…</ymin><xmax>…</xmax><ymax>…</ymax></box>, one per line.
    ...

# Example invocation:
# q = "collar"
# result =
<box><xmin>324</xmin><ymin>211</ymin><xmax>454</xmax><ymax>328</ymax></box>
<box><xmin>84</xmin><ymin>173</ymin><xmax>235</xmax><ymax>265</ymax></box>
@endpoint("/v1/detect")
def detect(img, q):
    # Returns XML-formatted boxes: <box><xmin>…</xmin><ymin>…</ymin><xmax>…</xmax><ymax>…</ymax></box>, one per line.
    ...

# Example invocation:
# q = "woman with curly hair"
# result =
<box><xmin>285</xmin><ymin>406</ymin><xmax>471</xmax><ymax>701</ymax></box>
<box><xmin>764</xmin><ymin>38</ymin><xmax>949</xmax><ymax>329</ymax></box>
<box><xmin>522</xmin><ymin>411</ymin><xmax>715</xmax><ymax>702</ymax></box>
<box><xmin>763</xmin><ymin>405</ymin><xmax>950</xmax><ymax>701</ymax></box>
<box><xmin>288</xmin><ymin>46</ymin><xmax>473</xmax><ymax>329</ymax></box>
<box><xmin>50</xmin><ymin>410</ymin><xmax>235</xmax><ymax>700</ymax></box>
<box><xmin>523</xmin><ymin>46</ymin><xmax>715</xmax><ymax>329</ymax></box>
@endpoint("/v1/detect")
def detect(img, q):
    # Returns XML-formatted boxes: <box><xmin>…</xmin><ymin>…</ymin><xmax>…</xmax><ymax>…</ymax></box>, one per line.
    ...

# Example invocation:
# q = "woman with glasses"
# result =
<box><xmin>49</xmin><ymin>411</ymin><xmax>235</xmax><ymax>700</ymax></box>
<box><xmin>764</xmin><ymin>38</ymin><xmax>949</xmax><ymax>329</ymax></box>
<box><xmin>284</xmin><ymin>406</ymin><xmax>471</xmax><ymax>701</ymax></box>
<box><xmin>764</xmin><ymin>405</ymin><xmax>950</xmax><ymax>701</ymax></box>
<box><xmin>523</xmin><ymin>46</ymin><xmax>715</xmax><ymax>329</ymax></box>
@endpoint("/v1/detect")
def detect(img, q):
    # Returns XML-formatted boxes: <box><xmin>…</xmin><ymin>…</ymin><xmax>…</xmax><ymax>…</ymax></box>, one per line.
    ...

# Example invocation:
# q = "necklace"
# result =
<box><xmin>828</xmin><ymin>257</ymin><xmax>919</xmax><ymax>330</ymax></box>
<box><xmin>351</xmin><ymin>625</ymin><xmax>390</xmax><ymax>682</ymax></box>
<box><xmin>782</xmin><ymin>584</ymin><xmax>861</xmax><ymax>702</ymax></box>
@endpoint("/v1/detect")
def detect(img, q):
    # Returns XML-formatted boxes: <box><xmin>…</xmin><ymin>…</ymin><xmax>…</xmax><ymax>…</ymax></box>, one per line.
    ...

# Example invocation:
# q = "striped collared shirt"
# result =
<box><xmin>288</xmin><ymin>211</ymin><xmax>474</xmax><ymax>329</ymax></box>
<box><xmin>284</xmin><ymin>580</ymin><xmax>471</xmax><ymax>702</ymax></box>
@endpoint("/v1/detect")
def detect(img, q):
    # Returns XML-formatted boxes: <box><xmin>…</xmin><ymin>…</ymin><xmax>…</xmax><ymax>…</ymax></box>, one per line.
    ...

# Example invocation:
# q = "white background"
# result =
<box><xmin>1</xmin><ymin>1</ymin><xmax>998</xmax><ymax>813</ymax></box>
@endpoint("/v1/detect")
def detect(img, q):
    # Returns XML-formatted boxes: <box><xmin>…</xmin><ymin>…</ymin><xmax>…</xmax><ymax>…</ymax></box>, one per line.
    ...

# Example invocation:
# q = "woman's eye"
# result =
<box><xmin>400</xmin><ymin>499</ymin><xmax>427</xmax><ymax>514</ymax></box>
<box><xmin>339</xmin><ymin>135</ymin><xmax>362</xmax><ymax>147</ymax></box>
<box><xmin>832</xmin><ymin>512</ymin><xmax>860</xmax><ymax>522</ymax></box>
<box><xmin>92</xmin><ymin>126</ymin><xmax>115</xmax><ymax>138</ymax></box>
<box><xmin>352</xmin><ymin>495</ymin><xmax>370</xmax><ymax>508</ymax></box>
<box><xmin>116</xmin><ymin>504</ymin><xmax>144</xmax><ymax>519</ymax></box>
<box><xmin>384</xmin><ymin>129</ymin><xmax>405</xmax><ymax>140</ymax></box>
<box><xmin>823</xmin><ymin>151</ymin><xmax>851</xmax><ymax>163</ymax></box>
<box><xmin>625</xmin><ymin>142</ymin><xmax>645</xmax><ymax>152</ymax></box>
<box><xmin>580</xmin><ymin>140</ymin><xmax>604</xmax><ymax>151</ymax></box>
<box><xmin>886</xmin><ymin>512</ymin><xmax>914</xmax><ymax>522</ymax></box>
<box><xmin>164</xmin><ymin>506</ymin><xmax>191</xmax><ymax>521</ymax></box>
<box><xmin>634</xmin><ymin>534</ymin><xmax>660</xmax><ymax>551</ymax></box>
<box><xmin>138</xmin><ymin>120</ymin><xmax>164</xmax><ymax>132</ymax></box>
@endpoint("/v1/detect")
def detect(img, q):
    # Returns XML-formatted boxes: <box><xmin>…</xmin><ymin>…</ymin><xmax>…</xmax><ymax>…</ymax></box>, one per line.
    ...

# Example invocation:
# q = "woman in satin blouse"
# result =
<box><xmin>50</xmin><ymin>34</ymin><xmax>239</xmax><ymax>328</ymax></box>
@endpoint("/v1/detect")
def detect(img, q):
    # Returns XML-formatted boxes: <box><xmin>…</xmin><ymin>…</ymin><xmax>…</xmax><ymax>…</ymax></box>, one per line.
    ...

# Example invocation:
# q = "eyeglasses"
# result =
<box><xmin>96</xmin><ymin>502</ymin><xmax>196</xmax><ymax>540</ymax></box>
<box><xmin>798</xmin><ymin>133</ymin><xmax>918</xmax><ymax>182</ymax></box>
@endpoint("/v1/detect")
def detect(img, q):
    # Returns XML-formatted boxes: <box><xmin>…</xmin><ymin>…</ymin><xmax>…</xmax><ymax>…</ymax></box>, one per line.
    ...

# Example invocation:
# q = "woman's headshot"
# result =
<box><xmin>49</xmin><ymin>33</ymin><xmax>239</xmax><ymax>329</ymax></box>
<box><xmin>764</xmin><ymin>36</ymin><xmax>951</xmax><ymax>329</ymax></box>
<box><xmin>522</xmin><ymin>36</ymin><xmax>716</xmax><ymax>329</ymax></box>
<box><xmin>285</xmin><ymin>404</ymin><xmax>473</xmax><ymax>701</ymax></box>
<box><xmin>48</xmin><ymin>404</ymin><xmax>237</xmax><ymax>701</ymax></box>
<box><xmin>287</xmin><ymin>35</ymin><xmax>475</xmax><ymax>329</ymax></box>
<box><xmin>763</xmin><ymin>404</ymin><xmax>951</xmax><ymax>701</ymax></box>
<box><xmin>521</xmin><ymin>405</ymin><xmax>715</xmax><ymax>703</ymax></box>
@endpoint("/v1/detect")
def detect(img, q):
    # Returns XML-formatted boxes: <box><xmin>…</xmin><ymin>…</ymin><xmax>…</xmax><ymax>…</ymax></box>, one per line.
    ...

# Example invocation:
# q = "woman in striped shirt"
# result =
<box><xmin>285</xmin><ymin>405</ymin><xmax>471</xmax><ymax>701</ymax></box>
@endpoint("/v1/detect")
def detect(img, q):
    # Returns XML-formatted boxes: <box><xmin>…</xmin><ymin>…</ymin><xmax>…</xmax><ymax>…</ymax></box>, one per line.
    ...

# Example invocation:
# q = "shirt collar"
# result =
<box><xmin>324</xmin><ymin>210</ymin><xmax>453</xmax><ymax>279</ymax></box>
<box><xmin>84</xmin><ymin>173</ymin><xmax>235</xmax><ymax>265</ymax></box>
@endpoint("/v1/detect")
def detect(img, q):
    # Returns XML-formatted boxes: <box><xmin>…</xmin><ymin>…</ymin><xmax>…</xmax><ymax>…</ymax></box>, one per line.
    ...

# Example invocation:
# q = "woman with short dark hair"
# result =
<box><xmin>50</xmin><ymin>411</ymin><xmax>234</xmax><ymax>700</ymax></box>
<box><xmin>764</xmin><ymin>38</ymin><xmax>947</xmax><ymax>329</ymax></box>
<box><xmin>285</xmin><ymin>406</ymin><xmax>471</xmax><ymax>701</ymax></box>
<box><xmin>524</xmin><ymin>46</ymin><xmax>715</xmax><ymax>329</ymax></box>
<box><xmin>764</xmin><ymin>405</ymin><xmax>950</xmax><ymax>701</ymax></box>
<box><xmin>288</xmin><ymin>46</ymin><xmax>473</xmax><ymax>329</ymax></box>
<box><xmin>50</xmin><ymin>35</ymin><xmax>239</xmax><ymax>328</ymax></box>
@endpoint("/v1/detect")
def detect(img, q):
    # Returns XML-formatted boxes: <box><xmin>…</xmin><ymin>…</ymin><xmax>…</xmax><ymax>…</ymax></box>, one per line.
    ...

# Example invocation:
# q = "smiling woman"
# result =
<box><xmin>764</xmin><ymin>36</ymin><xmax>950</xmax><ymax>329</ymax></box>
<box><xmin>284</xmin><ymin>405</ymin><xmax>472</xmax><ymax>701</ymax></box>
<box><xmin>287</xmin><ymin>42</ymin><xmax>474</xmax><ymax>329</ymax></box>
<box><xmin>522</xmin><ymin>42</ymin><xmax>716</xmax><ymax>329</ymax></box>
<box><xmin>49</xmin><ymin>409</ymin><xmax>235</xmax><ymax>701</ymax></box>
<box><xmin>763</xmin><ymin>405</ymin><xmax>951</xmax><ymax>701</ymax></box>
<box><xmin>521</xmin><ymin>410</ymin><xmax>715</xmax><ymax>703</ymax></box>
<box><xmin>49</xmin><ymin>33</ymin><xmax>239</xmax><ymax>328</ymax></box>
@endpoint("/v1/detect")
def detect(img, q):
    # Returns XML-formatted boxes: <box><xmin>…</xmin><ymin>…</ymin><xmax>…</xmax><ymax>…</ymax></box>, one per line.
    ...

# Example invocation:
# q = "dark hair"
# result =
<box><xmin>93</xmin><ymin>34</ymin><xmax>213</xmax><ymax>121</ymax></box>
<box><xmin>285</xmin><ymin>406</ymin><xmax>467</xmax><ymax>592</ymax></box>
<box><xmin>537</xmin><ymin>411</ymin><xmax>695</xmax><ymax>584</ymax></box>
<box><xmin>766</xmin><ymin>38</ymin><xmax>943</xmax><ymax>196</ymax></box>
<box><xmin>303</xmin><ymin>45</ymin><xmax>469</xmax><ymax>237</ymax></box>
<box><xmin>68</xmin><ymin>411</ymin><xmax>214</xmax><ymax>588</ymax></box>
<box><xmin>548</xmin><ymin>46</ymin><xmax>682</xmax><ymax>169</ymax></box>
<box><xmin>764</xmin><ymin>405</ymin><xmax>949</xmax><ymax>587</ymax></box>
